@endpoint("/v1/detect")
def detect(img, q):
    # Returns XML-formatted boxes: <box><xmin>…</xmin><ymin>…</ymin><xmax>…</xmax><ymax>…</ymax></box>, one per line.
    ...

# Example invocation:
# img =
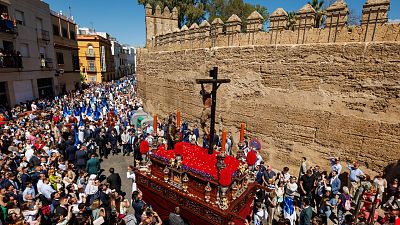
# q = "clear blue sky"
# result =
<box><xmin>44</xmin><ymin>0</ymin><xmax>400</xmax><ymax>47</ymax></box>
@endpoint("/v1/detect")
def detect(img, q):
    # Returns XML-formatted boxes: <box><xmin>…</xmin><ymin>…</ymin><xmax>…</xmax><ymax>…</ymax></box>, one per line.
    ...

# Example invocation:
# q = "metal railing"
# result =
<box><xmin>85</xmin><ymin>51</ymin><xmax>96</xmax><ymax>57</ymax></box>
<box><xmin>0</xmin><ymin>18</ymin><xmax>17</xmax><ymax>34</ymax></box>
<box><xmin>87</xmin><ymin>66</ymin><xmax>97</xmax><ymax>72</ymax></box>
<box><xmin>40</xmin><ymin>58</ymin><xmax>53</xmax><ymax>68</ymax></box>
<box><xmin>0</xmin><ymin>55</ymin><xmax>23</xmax><ymax>68</ymax></box>
<box><xmin>39</xmin><ymin>29</ymin><xmax>50</xmax><ymax>41</ymax></box>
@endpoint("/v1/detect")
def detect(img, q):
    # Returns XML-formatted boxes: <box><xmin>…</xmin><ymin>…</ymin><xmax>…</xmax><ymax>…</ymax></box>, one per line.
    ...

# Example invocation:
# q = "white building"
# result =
<box><xmin>0</xmin><ymin>0</ymin><xmax>58</xmax><ymax>107</ymax></box>
<box><xmin>123</xmin><ymin>45</ymin><xmax>136</xmax><ymax>75</ymax></box>
<box><xmin>111</xmin><ymin>38</ymin><xmax>136</xmax><ymax>78</ymax></box>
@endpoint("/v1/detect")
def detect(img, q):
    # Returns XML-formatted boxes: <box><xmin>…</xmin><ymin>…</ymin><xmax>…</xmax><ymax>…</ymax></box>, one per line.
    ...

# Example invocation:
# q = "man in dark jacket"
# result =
<box><xmin>65</xmin><ymin>139</ymin><xmax>76</xmax><ymax>162</ymax></box>
<box><xmin>106</xmin><ymin>168</ymin><xmax>121</xmax><ymax>192</ymax></box>
<box><xmin>75</xmin><ymin>146</ymin><xmax>88</xmax><ymax>172</ymax></box>
<box><xmin>96</xmin><ymin>129</ymin><xmax>107</xmax><ymax>159</ymax></box>
<box><xmin>29</xmin><ymin>152</ymin><xmax>41</xmax><ymax>167</ymax></box>
<box><xmin>86</xmin><ymin>154</ymin><xmax>100</xmax><ymax>175</ymax></box>
<box><xmin>107</xmin><ymin>130</ymin><xmax>118</xmax><ymax>155</ymax></box>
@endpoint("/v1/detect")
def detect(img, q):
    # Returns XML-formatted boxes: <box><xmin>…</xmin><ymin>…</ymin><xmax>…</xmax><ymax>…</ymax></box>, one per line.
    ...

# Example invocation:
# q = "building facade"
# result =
<box><xmin>111</xmin><ymin>38</ymin><xmax>133</xmax><ymax>79</ymax></box>
<box><xmin>0</xmin><ymin>0</ymin><xmax>57</xmax><ymax>107</ymax></box>
<box><xmin>51</xmin><ymin>10</ymin><xmax>80</xmax><ymax>93</ymax></box>
<box><xmin>77</xmin><ymin>28</ymin><xmax>115</xmax><ymax>83</ymax></box>
<box><xmin>123</xmin><ymin>45</ymin><xmax>136</xmax><ymax>75</ymax></box>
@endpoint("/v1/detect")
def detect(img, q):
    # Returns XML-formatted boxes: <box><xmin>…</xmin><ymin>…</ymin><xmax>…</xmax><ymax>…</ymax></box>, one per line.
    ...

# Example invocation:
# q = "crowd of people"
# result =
<box><xmin>249</xmin><ymin>156</ymin><xmax>400</xmax><ymax>225</ymax></box>
<box><xmin>0</xmin><ymin>77</ymin><xmax>171</xmax><ymax>225</ymax></box>
<box><xmin>0</xmin><ymin>74</ymin><xmax>399</xmax><ymax>225</ymax></box>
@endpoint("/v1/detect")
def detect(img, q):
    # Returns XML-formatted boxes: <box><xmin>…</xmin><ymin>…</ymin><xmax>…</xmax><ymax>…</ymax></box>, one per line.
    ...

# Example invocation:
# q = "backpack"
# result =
<box><xmin>344</xmin><ymin>195</ymin><xmax>351</xmax><ymax>211</ymax></box>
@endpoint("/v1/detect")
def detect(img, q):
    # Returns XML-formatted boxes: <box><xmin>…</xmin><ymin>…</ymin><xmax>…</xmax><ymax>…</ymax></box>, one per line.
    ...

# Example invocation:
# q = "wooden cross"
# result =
<box><xmin>196</xmin><ymin>67</ymin><xmax>231</xmax><ymax>154</ymax></box>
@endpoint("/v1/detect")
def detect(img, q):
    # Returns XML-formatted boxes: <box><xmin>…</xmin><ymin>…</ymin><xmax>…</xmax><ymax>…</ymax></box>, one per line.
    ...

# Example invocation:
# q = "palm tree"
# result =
<box><xmin>308</xmin><ymin>0</ymin><xmax>325</xmax><ymax>28</ymax></box>
<box><xmin>286</xmin><ymin>12</ymin><xmax>296</xmax><ymax>31</ymax></box>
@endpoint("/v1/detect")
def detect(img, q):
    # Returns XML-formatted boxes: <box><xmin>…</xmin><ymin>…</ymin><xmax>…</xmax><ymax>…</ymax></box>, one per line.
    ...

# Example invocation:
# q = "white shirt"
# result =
<box><xmin>255</xmin><ymin>153</ymin><xmax>263</xmax><ymax>166</ymax></box>
<box><xmin>121</xmin><ymin>133</ymin><xmax>129</xmax><ymax>144</ymax></box>
<box><xmin>127</xmin><ymin>171</ymin><xmax>137</xmax><ymax>193</ymax></box>
<box><xmin>40</xmin><ymin>183</ymin><xmax>56</xmax><ymax>199</ymax></box>
<box><xmin>37</xmin><ymin>180</ymin><xmax>44</xmax><ymax>194</ymax></box>
<box><xmin>25</xmin><ymin>148</ymin><xmax>34</xmax><ymax>161</ymax></box>
<box><xmin>254</xmin><ymin>209</ymin><xmax>268</xmax><ymax>225</ymax></box>
<box><xmin>189</xmin><ymin>134</ymin><xmax>197</xmax><ymax>145</ymax></box>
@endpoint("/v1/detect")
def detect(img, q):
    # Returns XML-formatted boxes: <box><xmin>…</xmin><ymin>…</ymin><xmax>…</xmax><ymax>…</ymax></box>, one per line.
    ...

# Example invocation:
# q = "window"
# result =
<box><xmin>70</xmin><ymin>30</ymin><xmax>75</xmax><ymax>40</ymax></box>
<box><xmin>62</xmin><ymin>27</ymin><xmax>68</xmax><ymax>38</ymax></box>
<box><xmin>0</xmin><ymin>82</ymin><xmax>8</xmax><ymax>107</ymax></box>
<box><xmin>72</xmin><ymin>54</ymin><xmax>79</xmax><ymax>70</ymax></box>
<box><xmin>19</xmin><ymin>43</ymin><xmax>29</xmax><ymax>57</ymax></box>
<box><xmin>39</xmin><ymin>46</ymin><xmax>46</xmax><ymax>59</ymax></box>
<box><xmin>56</xmin><ymin>52</ymin><xmax>64</xmax><ymax>65</ymax></box>
<box><xmin>53</xmin><ymin>24</ymin><xmax>60</xmax><ymax>36</ymax></box>
<box><xmin>88</xmin><ymin>60</ymin><xmax>95</xmax><ymax>71</ymax></box>
<box><xmin>87</xmin><ymin>45</ymin><xmax>94</xmax><ymax>56</ymax></box>
<box><xmin>15</xmin><ymin>10</ymin><xmax>24</xmax><ymax>25</ymax></box>
<box><xmin>3</xmin><ymin>40</ymin><xmax>14</xmax><ymax>52</ymax></box>
<box><xmin>36</xmin><ymin>18</ymin><xmax>43</xmax><ymax>31</ymax></box>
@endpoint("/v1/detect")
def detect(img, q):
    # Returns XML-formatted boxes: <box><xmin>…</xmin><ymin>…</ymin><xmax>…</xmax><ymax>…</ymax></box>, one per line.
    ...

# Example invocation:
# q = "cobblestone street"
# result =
<box><xmin>100</xmin><ymin>152</ymin><xmax>136</xmax><ymax>200</ymax></box>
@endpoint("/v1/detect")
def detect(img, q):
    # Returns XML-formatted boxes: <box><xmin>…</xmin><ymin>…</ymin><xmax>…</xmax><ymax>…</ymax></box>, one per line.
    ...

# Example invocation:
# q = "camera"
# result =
<box><xmin>145</xmin><ymin>207</ymin><xmax>153</xmax><ymax>217</ymax></box>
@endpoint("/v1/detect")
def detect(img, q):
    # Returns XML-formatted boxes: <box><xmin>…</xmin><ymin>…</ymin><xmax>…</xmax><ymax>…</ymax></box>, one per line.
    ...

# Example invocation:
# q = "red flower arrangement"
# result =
<box><xmin>157</xmin><ymin>145</ymin><xmax>166</xmax><ymax>151</ymax></box>
<box><xmin>219</xmin><ymin>168</ymin><xmax>233</xmax><ymax>187</ymax></box>
<box><xmin>246</xmin><ymin>150</ymin><xmax>257</xmax><ymax>166</ymax></box>
<box><xmin>154</xmin><ymin>142</ymin><xmax>240</xmax><ymax>181</ymax></box>
<box><xmin>139</xmin><ymin>140</ymin><xmax>150</xmax><ymax>154</ymax></box>
<box><xmin>174</xmin><ymin>142</ymin><xmax>184</xmax><ymax>155</ymax></box>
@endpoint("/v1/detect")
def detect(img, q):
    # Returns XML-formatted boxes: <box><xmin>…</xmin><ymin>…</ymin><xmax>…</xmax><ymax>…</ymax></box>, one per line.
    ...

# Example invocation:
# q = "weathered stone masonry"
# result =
<box><xmin>137</xmin><ymin>0</ymin><xmax>400</xmax><ymax>173</ymax></box>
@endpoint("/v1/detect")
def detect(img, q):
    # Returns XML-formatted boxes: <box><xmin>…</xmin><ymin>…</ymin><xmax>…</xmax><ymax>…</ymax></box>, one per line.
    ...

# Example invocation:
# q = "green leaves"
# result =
<box><xmin>139</xmin><ymin>0</ymin><xmax>207</xmax><ymax>27</ymax></box>
<box><xmin>208</xmin><ymin>0</ymin><xmax>268</xmax><ymax>25</ymax></box>
<box><xmin>138</xmin><ymin>0</ymin><xmax>268</xmax><ymax>28</ymax></box>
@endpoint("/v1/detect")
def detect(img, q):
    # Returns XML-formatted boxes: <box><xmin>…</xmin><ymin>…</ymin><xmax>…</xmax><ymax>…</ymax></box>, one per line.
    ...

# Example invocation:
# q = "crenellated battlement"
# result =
<box><xmin>145</xmin><ymin>0</ymin><xmax>400</xmax><ymax>51</ymax></box>
<box><xmin>145</xmin><ymin>4</ymin><xmax>179</xmax><ymax>45</ymax></box>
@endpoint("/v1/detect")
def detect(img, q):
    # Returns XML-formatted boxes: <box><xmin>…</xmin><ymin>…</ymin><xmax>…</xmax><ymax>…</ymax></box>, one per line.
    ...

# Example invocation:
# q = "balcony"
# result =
<box><xmin>87</xmin><ymin>66</ymin><xmax>97</xmax><ymax>72</ymax></box>
<box><xmin>0</xmin><ymin>55</ymin><xmax>23</xmax><ymax>68</ymax></box>
<box><xmin>85</xmin><ymin>51</ymin><xmax>96</xmax><ymax>57</ymax></box>
<box><xmin>38</xmin><ymin>29</ymin><xmax>50</xmax><ymax>41</ymax></box>
<box><xmin>0</xmin><ymin>18</ymin><xmax>17</xmax><ymax>35</ymax></box>
<box><xmin>40</xmin><ymin>58</ymin><xmax>53</xmax><ymax>69</ymax></box>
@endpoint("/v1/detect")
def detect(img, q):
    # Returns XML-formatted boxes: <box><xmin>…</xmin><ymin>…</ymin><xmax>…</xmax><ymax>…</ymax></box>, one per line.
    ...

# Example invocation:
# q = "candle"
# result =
<box><xmin>221</xmin><ymin>128</ymin><xmax>226</xmax><ymax>152</ymax></box>
<box><xmin>153</xmin><ymin>114</ymin><xmax>157</xmax><ymax>135</ymax></box>
<box><xmin>240</xmin><ymin>123</ymin><xmax>245</xmax><ymax>143</ymax></box>
<box><xmin>177</xmin><ymin>111</ymin><xmax>180</xmax><ymax>128</ymax></box>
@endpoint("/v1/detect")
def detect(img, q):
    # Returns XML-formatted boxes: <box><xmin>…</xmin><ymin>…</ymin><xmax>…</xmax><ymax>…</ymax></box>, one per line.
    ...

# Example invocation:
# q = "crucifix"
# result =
<box><xmin>196</xmin><ymin>67</ymin><xmax>231</xmax><ymax>154</ymax></box>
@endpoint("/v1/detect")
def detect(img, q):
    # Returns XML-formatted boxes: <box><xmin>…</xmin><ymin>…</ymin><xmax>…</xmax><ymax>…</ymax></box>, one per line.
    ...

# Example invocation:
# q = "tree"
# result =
<box><xmin>286</xmin><ymin>11</ymin><xmax>296</xmax><ymax>31</ymax></box>
<box><xmin>207</xmin><ymin>0</ymin><xmax>268</xmax><ymax>28</ymax></box>
<box><xmin>137</xmin><ymin>0</ymin><xmax>207</xmax><ymax>27</ymax></box>
<box><xmin>138</xmin><ymin>0</ymin><xmax>268</xmax><ymax>29</ymax></box>
<box><xmin>308</xmin><ymin>0</ymin><xmax>325</xmax><ymax>28</ymax></box>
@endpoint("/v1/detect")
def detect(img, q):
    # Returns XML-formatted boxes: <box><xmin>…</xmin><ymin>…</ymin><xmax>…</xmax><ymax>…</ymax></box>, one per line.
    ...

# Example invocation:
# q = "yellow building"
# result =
<box><xmin>77</xmin><ymin>28</ymin><xmax>115</xmax><ymax>83</ymax></box>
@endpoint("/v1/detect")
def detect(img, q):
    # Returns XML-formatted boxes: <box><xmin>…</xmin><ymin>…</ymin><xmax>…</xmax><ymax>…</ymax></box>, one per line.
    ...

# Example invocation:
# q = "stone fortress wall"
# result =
<box><xmin>145</xmin><ymin>0</ymin><xmax>400</xmax><ymax>51</ymax></box>
<box><xmin>137</xmin><ymin>0</ymin><xmax>400</xmax><ymax>174</ymax></box>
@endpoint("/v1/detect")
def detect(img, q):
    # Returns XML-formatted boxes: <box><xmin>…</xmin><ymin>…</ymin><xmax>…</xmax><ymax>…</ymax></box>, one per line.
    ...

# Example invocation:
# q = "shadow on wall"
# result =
<box><xmin>384</xmin><ymin>160</ymin><xmax>400</xmax><ymax>182</ymax></box>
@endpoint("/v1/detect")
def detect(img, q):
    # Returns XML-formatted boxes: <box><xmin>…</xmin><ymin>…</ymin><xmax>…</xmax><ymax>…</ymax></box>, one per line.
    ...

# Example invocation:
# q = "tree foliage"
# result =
<box><xmin>138</xmin><ymin>0</ymin><xmax>207</xmax><ymax>27</ymax></box>
<box><xmin>137</xmin><ymin>0</ymin><xmax>268</xmax><ymax>28</ymax></box>
<box><xmin>286</xmin><ymin>11</ymin><xmax>296</xmax><ymax>31</ymax></box>
<box><xmin>308</xmin><ymin>0</ymin><xmax>325</xmax><ymax>28</ymax></box>
<box><xmin>207</xmin><ymin>0</ymin><xmax>268</xmax><ymax>26</ymax></box>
